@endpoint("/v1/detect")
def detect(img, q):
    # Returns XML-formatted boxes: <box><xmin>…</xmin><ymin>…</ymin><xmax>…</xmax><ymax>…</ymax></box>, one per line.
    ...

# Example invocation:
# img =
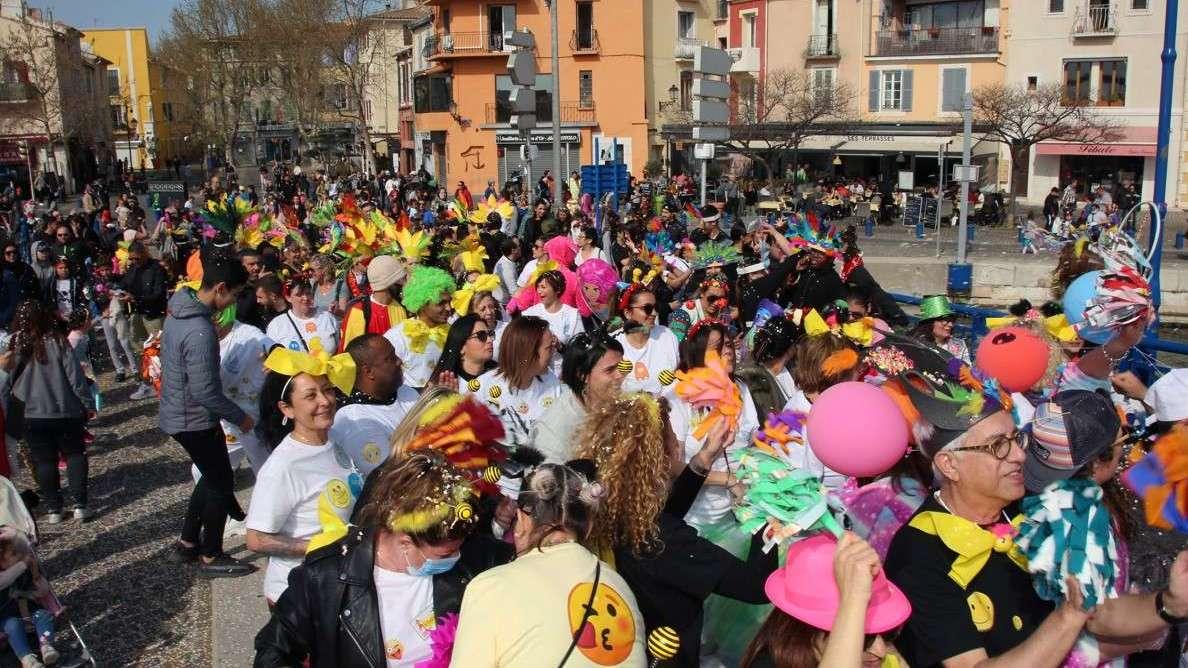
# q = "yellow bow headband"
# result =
<box><xmin>452</xmin><ymin>274</ymin><xmax>502</xmax><ymax>315</ymax></box>
<box><xmin>803</xmin><ymin>308</ymin><xmax>874</xmax><ymax>347</ymax></box>
<box><xmin>528</xmin><ymin>259</ymin><xmax>560</xmax><ymax>286</ymax></box>
<box><xmin>264</xmin><ymin>340</ymin><xmax>357</xmax><ymax>395</ymax></box>
<box><xmin>983</xmin><ymin>313</ymin><xmax>1077</xmax><ymax>343</ymax></box>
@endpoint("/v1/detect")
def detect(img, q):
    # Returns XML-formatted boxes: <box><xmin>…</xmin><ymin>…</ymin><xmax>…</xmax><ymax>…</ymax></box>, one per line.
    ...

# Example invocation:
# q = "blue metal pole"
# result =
<box><xmin>1151</xmin><ymin>0</ymin><xmax>1178</xmax><ymax>312</ymax></box>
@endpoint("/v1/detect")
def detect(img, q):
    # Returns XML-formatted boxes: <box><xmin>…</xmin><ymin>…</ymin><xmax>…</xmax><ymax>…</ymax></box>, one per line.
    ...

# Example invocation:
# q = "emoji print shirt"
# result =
<box><xmin>330</xmin><ymin>385</ymin><xmax>421</xmax><ymax>475</ymax></box>
<box><xmin>615</xmin><ymin>325</ymin><xmax>679</xmax><ymax>395</ymax></box>
<box><xmin>373</xmin><ymin>565</ymin><xmax>434</xmax><ymax>667</ymax></box>
<box><xmin>884</xmin><ymin>496</ymin><xmax>1053</xmax><ymax>667</ymax></box>
<box><xmin>451</xmin><ymin>542</ymin><xmax>647</xmax><ymax>667</ymax></box>
<box><xmin>246</xmin><ymin>435</ymin><xmax>360</xmax><ymax>601</ymax></box>
<box><xmin>266</xmin><ymin>310</ymin><xmax>339</xmax><ymax>356</ymax></box>
<box><xmin>384</xmin><ymin>320</ymin><xmax>446</xmax><ymax>389</ymax></box>
<box><xmin>217</xmin><ymin>321</ymin><xmax>274</xmax><ymax>440</ymax></box>
<box><xmin>462</xmin><ymin>369</ymin><xmax>564</xmax><ymax>449</ymax></box>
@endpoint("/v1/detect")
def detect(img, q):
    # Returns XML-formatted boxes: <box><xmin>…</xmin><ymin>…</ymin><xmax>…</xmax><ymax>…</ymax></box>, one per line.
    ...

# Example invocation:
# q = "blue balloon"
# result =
<box><xmin>1062</xmin><ymin>271</ymin><xmax>1101</xmax><ymax>326</ymax></box>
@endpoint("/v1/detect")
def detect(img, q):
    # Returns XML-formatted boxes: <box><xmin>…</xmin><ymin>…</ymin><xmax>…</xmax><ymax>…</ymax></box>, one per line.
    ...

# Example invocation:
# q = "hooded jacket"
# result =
<box><xmin>158</xmin><ymin>287</ymin><xmax>247</xmax><ymax>435</ymax></box>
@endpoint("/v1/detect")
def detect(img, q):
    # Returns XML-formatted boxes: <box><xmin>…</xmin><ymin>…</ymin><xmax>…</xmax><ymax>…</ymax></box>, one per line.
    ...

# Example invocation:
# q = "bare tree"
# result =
<box><xmin>267</xmin><ymin>0</ymin><xmax>336</xmax><ymax>150</ymax></box>
<box><xmin>716</xmin><ymin>68</ymin><xmax>856</xmax><ymax>184</ymax></box>
<box><xmin>320</xmin><ymin>0</ymin><xmax>383</xmax><ymax>176</ymax></box>
<box><xmin>973</xmin><ymin>82</ymin><xmax>1119</xmax><ymax>207</ymax></box>
<box><xmin>158</xmin><ymin>0</ymin><xmax>268</xmax><ymax>168</ymax></box>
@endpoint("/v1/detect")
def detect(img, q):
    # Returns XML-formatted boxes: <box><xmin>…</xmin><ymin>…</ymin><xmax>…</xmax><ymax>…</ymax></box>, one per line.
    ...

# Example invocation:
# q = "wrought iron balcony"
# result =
<box><xmin>485</xmin><ymin>100</ymin><xmax>596</xmax><ymax>125</ymax></box>
<box><xmin>806</xmin><ymin>33</ymin><xmax>840</xmax><ymax>58</ymax></box>
<box><xmin>675</xmin><ymin>37</ymin><xmax>706</xmax><ymax>60</ymax></box>
<box><xmin>1073</xmin><ymin>5</ymin><xmax>1118</xmax><ymax>37</ymax></box>
<box><xmin>424</xmin><ymin>31</ymin><xmax>509</xmax><ymax>59</ymax></box>
<box><xmin>570</xmin><ymin>28</ymin><xmax>600</xmax><ymax>54</ymax></box>
<box><xmin>873</xmin><ymin>25</ymin><xmax>999</xmax><ymax>57</ymax></box>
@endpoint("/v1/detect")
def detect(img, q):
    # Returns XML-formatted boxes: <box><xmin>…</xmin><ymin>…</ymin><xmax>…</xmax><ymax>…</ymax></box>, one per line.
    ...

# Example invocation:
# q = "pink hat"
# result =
<box><xmin>764</xmin><ymin>534</ymin><xmax>911</xmax><ymax>633</ymax></box>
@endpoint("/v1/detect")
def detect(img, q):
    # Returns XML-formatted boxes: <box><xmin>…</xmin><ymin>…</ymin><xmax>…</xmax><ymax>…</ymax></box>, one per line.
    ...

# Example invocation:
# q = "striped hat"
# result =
<box><xmin>1023</xmin><ymin>390</ymin><xmax>1120</xmax><ymax>494</ymax></box>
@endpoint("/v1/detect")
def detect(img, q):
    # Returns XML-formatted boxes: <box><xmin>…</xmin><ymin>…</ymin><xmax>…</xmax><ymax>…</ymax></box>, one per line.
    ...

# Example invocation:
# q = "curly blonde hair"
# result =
<box><xmin>576</xmin><ymin>393</ymin><xmax>672</xmax><ymax>556</ymax></box>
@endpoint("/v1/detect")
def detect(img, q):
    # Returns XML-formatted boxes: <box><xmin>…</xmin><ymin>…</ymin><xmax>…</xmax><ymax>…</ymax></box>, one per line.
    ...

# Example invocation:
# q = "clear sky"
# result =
<box><xmin>41</xmin><ymin>0</ymin><xmax>179</xmax><ymax>44</ymax></box>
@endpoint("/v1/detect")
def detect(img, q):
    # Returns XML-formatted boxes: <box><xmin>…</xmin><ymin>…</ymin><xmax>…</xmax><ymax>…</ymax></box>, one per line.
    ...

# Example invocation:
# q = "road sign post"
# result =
<box><xmin>693</xmin><ymin>47</ymin><xmax>732</xmax><ymax>206</ymax></box>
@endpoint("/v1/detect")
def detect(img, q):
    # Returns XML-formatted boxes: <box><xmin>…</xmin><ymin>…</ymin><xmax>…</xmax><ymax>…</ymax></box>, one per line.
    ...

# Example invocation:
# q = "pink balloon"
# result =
<box><xmin>807</xmin><ymin>382</ymin><xmax>909</xmax><ymax>477</ymax></box>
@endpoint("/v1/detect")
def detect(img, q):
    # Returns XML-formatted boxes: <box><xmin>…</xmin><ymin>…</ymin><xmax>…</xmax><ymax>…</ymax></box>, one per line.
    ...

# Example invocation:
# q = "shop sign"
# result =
<box><xmin>495</xmin><ymin>130</ymin><xmax>581</xmax><ymax>145</ymax></box>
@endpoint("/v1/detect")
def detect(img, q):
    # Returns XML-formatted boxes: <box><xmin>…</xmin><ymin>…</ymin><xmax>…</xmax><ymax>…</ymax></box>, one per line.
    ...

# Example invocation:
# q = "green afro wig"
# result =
<box><xmin>402</xmin><ymin>265</ymin><xmax>457</xmax><ymax>314</ymax></box>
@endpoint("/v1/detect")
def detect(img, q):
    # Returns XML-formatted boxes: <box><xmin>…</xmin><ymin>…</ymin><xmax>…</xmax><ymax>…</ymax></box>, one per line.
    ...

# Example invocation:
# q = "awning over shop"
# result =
<box><xmin>1035</xmin><ymin>126</ymin><xmax>1156</xmax><ymax>158</ymax></box>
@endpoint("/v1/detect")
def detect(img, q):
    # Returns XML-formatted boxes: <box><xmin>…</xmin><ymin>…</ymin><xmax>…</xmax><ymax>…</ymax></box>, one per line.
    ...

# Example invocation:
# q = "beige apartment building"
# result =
<box><xmin>646</xmin><ymin>0</ymin><xmax>719</xmax><ymax>170</ymax></box>
<box><xmin>1007</xmin><ymin>0</ymin><xmax>1188</xmax><ymax>208</ymax></box>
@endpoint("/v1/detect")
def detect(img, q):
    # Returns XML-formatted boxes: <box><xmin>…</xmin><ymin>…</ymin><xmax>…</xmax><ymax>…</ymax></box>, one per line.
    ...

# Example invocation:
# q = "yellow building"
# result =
<box><xmin>83</xmin><ymin>27</ymin><xmax>187</xmax><ymax>170</ymax></box>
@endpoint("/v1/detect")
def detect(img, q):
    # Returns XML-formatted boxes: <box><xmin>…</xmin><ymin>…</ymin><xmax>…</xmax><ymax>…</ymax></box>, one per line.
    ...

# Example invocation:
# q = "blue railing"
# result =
<box><xmin>888</xmin><ymin>292</ymin><xmax>1188</xmax><ymax>373</ymax></box>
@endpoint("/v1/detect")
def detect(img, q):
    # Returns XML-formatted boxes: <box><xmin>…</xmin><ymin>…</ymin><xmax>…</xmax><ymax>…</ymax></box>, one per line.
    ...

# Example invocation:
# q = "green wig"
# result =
<box><xmin>402</xmin><ymin>265</ymin><xmax>457</xmax><ymax>314</ymax></box>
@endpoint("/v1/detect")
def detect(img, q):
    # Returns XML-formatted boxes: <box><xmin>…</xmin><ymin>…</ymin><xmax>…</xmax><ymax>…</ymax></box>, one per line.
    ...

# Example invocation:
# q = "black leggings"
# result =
<box><xmin>173</xmin><ymin>427</ymin><xmax>244</xmax><ymax>558</ymax></box>
<box><xmin>24</xmin><ymin>418</ymin><xmax>87</xmax><ymax>513</ymax></box>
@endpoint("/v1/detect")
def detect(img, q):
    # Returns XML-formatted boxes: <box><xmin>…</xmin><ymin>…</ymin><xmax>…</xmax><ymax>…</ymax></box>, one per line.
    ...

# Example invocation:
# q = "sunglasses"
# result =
<box><xmin>3</xmin><ymin>250</ymin><xmax>15</xmax><ymax>256</ymax></box>
<box><xmin>948</xmin><ymin>431</ymin><xmax>1024</xmax><ymax>460</ymax></box>
<box><xmin>864</xmin><ymin>626</ymin><xmax>902</xmax><ymax>650</ymax></box>
<box><xmin>469</xmin><ymin>330</ymin><xmax>494</xmax><ymax>343</ymax></box>
<box><xmin>632</xmin><ymin>303</ymin><xmax>656</xmax><ymax>316</ymax></box>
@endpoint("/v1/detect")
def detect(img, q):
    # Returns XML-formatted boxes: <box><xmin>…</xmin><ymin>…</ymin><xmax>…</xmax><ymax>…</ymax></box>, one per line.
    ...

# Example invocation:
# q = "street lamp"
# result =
<box><xmin>126</xmin><ymin>117</ymin><xmax>138</xmax><ymax>176</ymax></box>
<box><xmin>658</xmin><ymin>83</ymin><xmax>682</xmax><ymax>113</ymax></box>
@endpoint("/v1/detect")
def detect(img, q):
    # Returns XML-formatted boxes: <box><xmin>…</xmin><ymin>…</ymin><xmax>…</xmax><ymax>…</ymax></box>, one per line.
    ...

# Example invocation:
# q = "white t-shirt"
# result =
<box><xmin>374</xmin><ymin>565</ymin><xmax>435</xmax><ymax>667</ymax></box>
<box><xmin>668</xmin><ymin>382</ymin><xmax>761</xmax><ymax>529</ymax></box>
<box><xmin>245</xmin><ymin>435</ymin><xmax>359</xmax><ymax>601</ymax></box>
<box><xmin>330</xmin><ymin>386</ymin><xmax>421</xmax><ymax>475</ymax></box>
<box><xmin>516</xmin><ymin>258</ymin><xmax>538</xmax><ymax>288</ymax></box>
<box><xmin>523</xmin><ymin>303</ymin><xmax>582</xmax><ymax>376</ymax></box>
<box><xmin>463</xmin><ymin>369</ymin><xmax>564</xmax><ymax>449</ymax></box>
<box><xmin>615</xmin><ymin>326</ymin><xmax>679</xmax><ymax>395</ymax></box>
<box><xmin>266</xmin><ymin>310</ymin><xmax>339</xmax><ymax>354</ymax></box>
<box><xmin>218</xmin><ymin>322</ymin><xmax>274</xmax><ymax>444</ymax></box>
<box><xmin>491</xmin><ymin>319</ymin><xmax>508</xmax><ymax>362</ymax></box>
<box><xmin>384</xmin><ymin>320</ymin><xmax>446</xmax><ymax>389</ymax></box>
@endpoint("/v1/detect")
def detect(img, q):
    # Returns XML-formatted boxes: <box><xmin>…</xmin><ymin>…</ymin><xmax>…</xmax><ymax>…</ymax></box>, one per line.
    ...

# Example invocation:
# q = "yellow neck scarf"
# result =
<box><xmin>908</xmin><ymin>509</ymin><xmax>1028</xmax><ymax>589</ymax></box>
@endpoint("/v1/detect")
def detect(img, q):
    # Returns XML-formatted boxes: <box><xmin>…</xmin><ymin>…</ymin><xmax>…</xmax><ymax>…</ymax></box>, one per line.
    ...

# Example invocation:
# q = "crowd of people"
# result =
<box><xmin>0</xmin><ymin>160</ymin><xmax>1183</xmax><ymax>668</ymax></box>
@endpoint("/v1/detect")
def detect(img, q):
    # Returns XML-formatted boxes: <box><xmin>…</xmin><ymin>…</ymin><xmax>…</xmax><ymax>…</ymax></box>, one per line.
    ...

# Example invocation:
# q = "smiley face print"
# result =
<box><xmin>567</xmin><ymin>581</ymin><xmax>637</xmax><ymax>665</ymax></box>
<box><xmin>325</xmin><ymin>479</ymin><xmax>351</xmax><ymax>509</ymax></box>
<box><xmin>967</xmin><ymin>591</ymin><xmax>995</xmax><ymax>632</ymax></box>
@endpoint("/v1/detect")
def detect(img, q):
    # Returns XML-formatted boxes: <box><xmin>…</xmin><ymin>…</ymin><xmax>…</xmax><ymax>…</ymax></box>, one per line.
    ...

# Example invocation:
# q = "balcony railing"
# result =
<box><xmin>484</xmin><ymin>100</ymin><xmax>596</xmax><ymax>125</ymax></box>
<box><xmin>806</xmin><ymin>33</ymin><xmax>840</xmax><ymax>58</ymax></box>
<box><xmin>873</xmin><ymin>25</ymin><xmax>999</xmax><ymax>57</ymax></box>
<box><xmin>1073</xmin><ymin>5</ymin><xmax>1118</xmax><ymax>36</ymax></box>
<box><xmin>0</xmin><ymin>82</ymin><xmax>33</xmax><ymax>103</ymax></box>
<box><xmin>570</xmin><ymin>28</ymin><xmax>600</xmax><ymax>53</ymax></box>
<box><xmin>424</xmin><ymin>31</ymin><xmax>509</xmax><ymax>59</ymax></box>
<box><xmin>675</xmin><ymin>37</ymin><xmax>705</xmax><ymax>60</ymax></box>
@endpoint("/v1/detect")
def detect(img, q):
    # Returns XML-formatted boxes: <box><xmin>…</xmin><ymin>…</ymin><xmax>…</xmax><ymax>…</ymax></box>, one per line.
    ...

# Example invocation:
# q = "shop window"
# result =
<box><xmin>414</xmin><ymin>75</ymin><xmax>453</xmax><ymax>113</ymax></box>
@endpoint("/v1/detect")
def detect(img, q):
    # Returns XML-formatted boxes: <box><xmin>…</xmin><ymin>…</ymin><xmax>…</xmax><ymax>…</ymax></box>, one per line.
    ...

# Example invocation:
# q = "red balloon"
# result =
<box><xmin>975</xmin><ymin>326</ymin><xmax>1049</xmax><ymax>392</ymax></box>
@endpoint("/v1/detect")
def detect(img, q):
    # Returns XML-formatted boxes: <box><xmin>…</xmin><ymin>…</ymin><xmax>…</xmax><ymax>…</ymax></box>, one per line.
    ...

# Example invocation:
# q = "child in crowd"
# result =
<box><xmin>0</xmin><ymin>527</ymin><xmax>58</xmax><ymax>668</ymax></box>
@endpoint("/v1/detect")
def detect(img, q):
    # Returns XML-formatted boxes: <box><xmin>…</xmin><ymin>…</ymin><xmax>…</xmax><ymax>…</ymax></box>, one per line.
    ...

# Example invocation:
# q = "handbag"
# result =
<box><xmin>5</xmin><ymin>353</ymin><xmax>31</xmax><ymax>440</ymax></box>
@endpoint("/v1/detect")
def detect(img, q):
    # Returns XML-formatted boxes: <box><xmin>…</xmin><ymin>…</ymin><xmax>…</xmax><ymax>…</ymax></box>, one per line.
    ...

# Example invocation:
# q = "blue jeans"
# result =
<box><xmin>2</xmin><ymin>608</ymin><xmax>53</xmax><ymax>658</ymax></box>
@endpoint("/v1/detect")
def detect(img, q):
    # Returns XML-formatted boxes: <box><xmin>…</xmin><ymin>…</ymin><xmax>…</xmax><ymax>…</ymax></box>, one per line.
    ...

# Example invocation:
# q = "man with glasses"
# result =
<box><xmin>885</xmin><ymin>371</ymin><xmax>1188</xmax><ymax>667</ymax></box>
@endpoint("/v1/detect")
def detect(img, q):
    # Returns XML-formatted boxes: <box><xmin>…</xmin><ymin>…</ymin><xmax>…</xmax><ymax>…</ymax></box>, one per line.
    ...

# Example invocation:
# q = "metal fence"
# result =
<box><xmin>806</xmin><ymin>33</ymin><xmax>840</xmax><ymax>57</ymax></box>
<box><xmin>570</xmin><ymin>28</ymin><xmax>600</xmax><ymax>52</ymax></box>
<box><xmin>873</xmin><ymin>26</ymin><xmax>999</xmax><ymax>57</ymax></box>
<box><xmin>1073</xmin><ymin>5</ymin><xmax>1118</xmax><ymax>35</ymax></box>
<box><xmin>484</xmin><ymin>101</ymin><xmax>596</xmax><ymax>125</ymax></box>
<box><xmin>424</xmin><ymin>31</ymin><xmax>506</xmax><ymax>58</ymax></box>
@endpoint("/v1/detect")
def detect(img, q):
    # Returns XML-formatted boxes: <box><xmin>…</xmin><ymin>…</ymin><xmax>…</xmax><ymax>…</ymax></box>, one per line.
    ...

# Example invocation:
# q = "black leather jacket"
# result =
<box><xmin>253</xmin><ymin>526</ymin><xmax>513</xmax><ymax>668</ymax></box>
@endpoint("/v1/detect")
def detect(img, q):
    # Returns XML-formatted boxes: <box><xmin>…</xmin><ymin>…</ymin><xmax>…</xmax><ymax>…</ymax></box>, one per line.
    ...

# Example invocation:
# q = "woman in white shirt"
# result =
<box><xmin>463</xmin><ymin>315</ymin><xmax>563</xmax><ymax>449</ymax></box>
<box><xmin>521</xmin><ymin>270</ymin><xmax>581</xmax><ymax>376</ymax></box>
<box><xmin>265</xmin><ymin>278</ymin><xmax>339</xmax><ymax>354</ymax></box>
<box><xmin>245</xmin><ymin>348</ymin><xmax>360</xmax><ymax>603</ymax></box>
<box><xmin>452</xmin><ymin>463</ymin><xmax>647</xmax><ymax>667</ymax></box>
<box><xmin>614</xmin><ymin>284</ymin><xmax>679</xmax><ymax>395</ymax></box>
<box><xmin>573</xmin><ymin>227</ymin><xmax>610</xmax><ymax>267</ymax></box>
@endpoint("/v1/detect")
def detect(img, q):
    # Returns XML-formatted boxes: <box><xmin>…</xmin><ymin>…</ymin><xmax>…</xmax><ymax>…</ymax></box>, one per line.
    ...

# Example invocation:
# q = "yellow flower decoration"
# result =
<box><xmin>468</xmin><ymin>194</ymin><xmax>515</xmax><ymax>226</ymax></box>
<box><xmin>394</xmin><ymin>228</ymin><xmax>431</xmax><ymax>264</ymax></box>
<box><xmin>452</xmin><ymin>274</ymin><xmax>501</xmax><ymax>315</ymax></box>
<box><xmin>263</xmin><ymin>339</ymin><xmax>357</xmax><ymax>395</ymax></box>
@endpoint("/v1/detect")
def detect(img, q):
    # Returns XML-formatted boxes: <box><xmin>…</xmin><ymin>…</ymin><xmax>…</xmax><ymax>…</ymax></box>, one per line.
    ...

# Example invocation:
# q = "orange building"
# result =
<box><xmin>415</xmin><ymin>0</ymin><xmax>648</xmax><ymax>189</ymax></box>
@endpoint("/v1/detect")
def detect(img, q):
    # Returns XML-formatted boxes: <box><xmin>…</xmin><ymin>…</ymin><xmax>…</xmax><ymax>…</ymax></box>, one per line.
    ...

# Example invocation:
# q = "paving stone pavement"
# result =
<box><xmin>9</xmin><ymin>372</ymin><xmax>223</xmax><ymax>667</ymax></box>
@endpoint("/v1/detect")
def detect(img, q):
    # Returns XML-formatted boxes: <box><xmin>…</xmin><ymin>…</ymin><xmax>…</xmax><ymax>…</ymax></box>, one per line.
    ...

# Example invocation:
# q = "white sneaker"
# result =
<box><xmin>224</xmin><ymin>518</ymin><xmax>247</xmax><ymax>539</ymax></box>
<box><xmin>39</xmin><ymin>641</ymin><xmax>59</xmax><ymax>665</ymax></box>
<box><xmin>44</xmin><ymin>512</ymin><xmax>62</xmax><ymax>525</ymax></box>
<box><xmin>130</xmin><ymin>385</ymin><xmax>154</xmax><ymax>400</ymax></box>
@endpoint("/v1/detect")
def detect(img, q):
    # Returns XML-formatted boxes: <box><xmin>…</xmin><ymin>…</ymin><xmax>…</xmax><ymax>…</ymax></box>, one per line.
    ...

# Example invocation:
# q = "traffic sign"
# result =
<box><xmin>693</xmin><ymin>100</ymin><xmax>729</xmax><ymax>124</ymax></box>
<box><xmin>694</xmin><ymin>47</ymin><xmax>733</xmax><ymax>77</ymax></box>
<box><xmin>692</xmin><ymin>127</ymin><xmax>730</xmax><ymax>141</ymax></box>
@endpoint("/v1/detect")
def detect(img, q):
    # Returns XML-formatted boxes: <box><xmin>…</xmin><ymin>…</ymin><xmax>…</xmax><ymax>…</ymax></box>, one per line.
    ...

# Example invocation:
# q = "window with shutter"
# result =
<box><xmin>902</xmin><ymin>69</ymin><xmax>913</xmax><ymax>112</ymax></box>
<box><xmin>941</xmin><ymin>68</ymin><xmax>966</xmax><ymax>112</ymax></box>
<box><xmin>868</xmin><ymin>70</ymin><xmax>879</xmax><ymax>111</ymax></box>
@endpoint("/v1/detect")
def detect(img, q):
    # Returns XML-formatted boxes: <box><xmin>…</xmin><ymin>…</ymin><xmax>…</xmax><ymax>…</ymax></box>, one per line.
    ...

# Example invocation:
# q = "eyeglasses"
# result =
<box><xmin>3</xmin><ymin>250</ymin><xmax>15</xmax><ymax>256</ymax></box>
<box><xmin>705</xmin><ymin>294</ymin><xmax>725</xmax><ymax>302</ymax></box>
<box><xmin>864</xmin><ymin>626</ymin><xmax>902</xmax><ymax>650</ymax></box>
<box><xmin>632</xmin><ymin>303</ymin><xmax>656</xmax><ymax>316</ymax></box>
<box><xmin>949</xmin><ymin>431</ymin><xmax>1024</xmax><ymax>460</ymax></box>
<box><xmin>468</xmin><ymin>330</ymin><xmax>494</xmax><ymax>343</ymax></box>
